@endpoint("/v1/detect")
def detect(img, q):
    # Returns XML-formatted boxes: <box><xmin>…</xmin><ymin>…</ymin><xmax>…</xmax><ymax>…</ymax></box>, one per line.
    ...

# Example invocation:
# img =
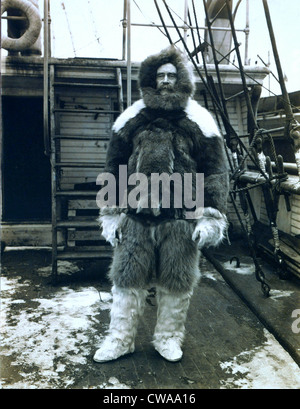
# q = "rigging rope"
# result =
<box><xmin>160</xmin><ymin>0</ymin><xmax>298</xmax><ymax>112</ymax></box>
<box><xmin>87</xmin><ymin>0</ymin><xmax>102</xmax><ymax>56</ymax></box>
<box><xmin>61</xmin><ymin>1</ymin><xmax>76</xmax><ymax>57</ymax></box>
<box><xmin>133</xmin><ymin>0</ymin><xmax>169</xmax><ymax>39</ymax></box>
<box><xmin>160</xmin><ymin>0</ymin><xmax>300</xmax><ymax>294</ymax></box>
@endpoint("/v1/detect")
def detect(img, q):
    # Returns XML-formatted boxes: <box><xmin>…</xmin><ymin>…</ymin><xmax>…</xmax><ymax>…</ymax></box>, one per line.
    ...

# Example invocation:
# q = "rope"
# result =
<box><xmin>163</xmin><ymin>0</ymin><xmax>298</xmax><ymax>113</ymax></box>
<box><xmin>133</xmin><ymin>0</ymin><xmax>168</xmax><ymax>39</ymax></box>
<box><xmin>230</xmin><ymin>180</ymin><xmax>268</xmax><ymax>194</ymax></box>
<box><xmin>61</xmin><ymin>1</ymin><xmax>76</xmax><ymax>57</ymax></box>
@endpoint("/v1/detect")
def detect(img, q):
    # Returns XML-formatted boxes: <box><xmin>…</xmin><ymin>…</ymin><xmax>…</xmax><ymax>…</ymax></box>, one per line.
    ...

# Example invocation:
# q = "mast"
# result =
<box><xmin>262</xmin><ymin>0</ymin><xmax>300</xmax><ymax>179</ymax></box>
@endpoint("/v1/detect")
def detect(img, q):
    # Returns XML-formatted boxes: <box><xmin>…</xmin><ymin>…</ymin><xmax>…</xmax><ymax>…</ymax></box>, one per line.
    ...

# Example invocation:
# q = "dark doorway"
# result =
<box><xmin>2</xmin><ymin>96</ymin><xmax>51</xmax><ymax>221</ymax></box>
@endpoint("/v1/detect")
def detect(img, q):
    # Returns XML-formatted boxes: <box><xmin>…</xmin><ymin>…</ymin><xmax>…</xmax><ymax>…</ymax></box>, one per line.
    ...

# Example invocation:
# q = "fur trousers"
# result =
<box><xmin>108</xmin><ymin>215</ymin><xmax>201</xmax><ymax>293</ymax></box>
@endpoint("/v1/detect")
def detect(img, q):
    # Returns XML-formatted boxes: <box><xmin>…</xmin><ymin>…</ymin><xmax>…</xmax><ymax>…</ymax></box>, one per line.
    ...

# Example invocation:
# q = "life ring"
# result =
<box><xmin>1</xmin><ymin>0</ymin><xmax>42</xmax><ymax>51</ymax></box>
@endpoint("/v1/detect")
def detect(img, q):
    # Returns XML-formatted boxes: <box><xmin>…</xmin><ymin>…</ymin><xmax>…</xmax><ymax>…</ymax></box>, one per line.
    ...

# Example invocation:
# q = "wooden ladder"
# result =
<box><xmin>49</xmin><ymin>63</ymin><xmax>124</xmax><ymax>281</ymax></box>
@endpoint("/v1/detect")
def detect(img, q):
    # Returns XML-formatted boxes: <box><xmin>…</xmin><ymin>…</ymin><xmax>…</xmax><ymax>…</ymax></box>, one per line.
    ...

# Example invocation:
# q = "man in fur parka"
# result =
<box><xmin>94</xmin><ymin>46</ymin><xmax>229</xmax><ymax>363</ymax></box>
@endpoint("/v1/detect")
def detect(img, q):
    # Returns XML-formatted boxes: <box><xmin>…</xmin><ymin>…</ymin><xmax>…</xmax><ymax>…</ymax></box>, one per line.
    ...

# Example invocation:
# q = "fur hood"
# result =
<box><xmin>138</xmin><ymin>46</ymin><xmax>195</xmax><ymax>111</ymax></box>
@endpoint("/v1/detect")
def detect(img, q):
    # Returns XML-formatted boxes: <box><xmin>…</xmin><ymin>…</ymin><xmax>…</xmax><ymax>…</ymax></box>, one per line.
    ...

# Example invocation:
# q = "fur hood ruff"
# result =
<box><xmin>138</xmin><ymin>46</ymin><xmax>195</xmax><ymax>111</ymax></box>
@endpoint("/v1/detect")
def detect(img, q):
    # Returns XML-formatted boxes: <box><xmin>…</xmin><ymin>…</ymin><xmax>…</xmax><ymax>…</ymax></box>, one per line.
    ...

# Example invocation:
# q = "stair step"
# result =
<box><xmin>57</xmin><ymin>250</ymin><xmax>112</xmax><ymax>260</ymax></box>
<box><xmin>53</xmin><ymin>108</ymin><xmax>119</xmax><ymax>114</ymax></box>
<box><xmin>54</xmin><ymin>162</ymin><xmax>101</xmax><ymax>168</ymax></box>
<box><xmin>56</xmin><ymin>220</ymin><xmax>98</xmax><ymax>228</ymax></box>
<box><xmin>55</xmin><ymin>191</ymin><xmax>98</xmax><ymax>197</ymax></box>
<box><xmin>53</xmin><ymin>135</ymin><xmax>109</xmax><ymax>141</ymax></box>
<box><xmin>53</xmin><ymin>82</ymin><xmax>119</xmax><ymax>88</ymax></box>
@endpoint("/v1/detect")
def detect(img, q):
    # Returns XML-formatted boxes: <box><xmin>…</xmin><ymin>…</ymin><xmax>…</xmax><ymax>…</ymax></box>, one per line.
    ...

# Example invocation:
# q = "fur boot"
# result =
<box><xmin>152</xmin><ymin>286</ymin><xmax>192</xmax><ymax>362</ymax></box>
<box><xmin>93</xmin><ymin>285</ymin><xmax>147</xmax><ymax>363</ymax></box>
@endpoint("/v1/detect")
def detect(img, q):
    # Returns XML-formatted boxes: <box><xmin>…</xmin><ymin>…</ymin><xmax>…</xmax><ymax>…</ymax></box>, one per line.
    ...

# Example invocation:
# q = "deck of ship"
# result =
<box><xmin>1</xmin><ymin>237</ymin><xmax>300</xmax><ymax>391</ymax></box>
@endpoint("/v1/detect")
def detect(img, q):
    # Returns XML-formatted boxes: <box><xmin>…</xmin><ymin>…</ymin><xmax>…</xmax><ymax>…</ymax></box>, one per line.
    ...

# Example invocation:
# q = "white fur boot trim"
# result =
<box><xmin>93</xmin><ymin>286</ymin><xmax>147</xmax><ymax>363</ymax></box>
<box><xmin>153</xmin><ymin>287</ymin><xmax>192</xmax><ymax>362</ymax></box>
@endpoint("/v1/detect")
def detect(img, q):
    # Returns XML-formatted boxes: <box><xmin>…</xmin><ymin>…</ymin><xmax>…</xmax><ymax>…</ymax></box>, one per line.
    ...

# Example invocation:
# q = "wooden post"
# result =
<box><xmin>126</xmin><ymin>0</ymin><xmax>131</xmax><ymax>107</ymax></box>
<box><xmin>122</xmin><ymin>0</ymin><xmax>127</xmax><ymax>60</ymax></box>
<box><xmin>244</xmin><ymin>0</ymin><xmax>250</xmax><ymax>65</ymax></box>
<box><xmin>43</xmin><ymin>0</ymin><xmax>50</xmax><ymax>156</ymax></box>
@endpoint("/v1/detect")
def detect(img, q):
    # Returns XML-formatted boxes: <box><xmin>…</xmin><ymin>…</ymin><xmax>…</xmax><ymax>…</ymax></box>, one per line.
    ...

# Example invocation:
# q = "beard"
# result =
<box><xmin>141</xmin><ymin>84</ymin><xmax>191</xmax><ymax>111</ymax></box>
<box><xmin>157</xmin><ymin>85</ymin><xmax>175</xmax><ymax>95</ymax></box>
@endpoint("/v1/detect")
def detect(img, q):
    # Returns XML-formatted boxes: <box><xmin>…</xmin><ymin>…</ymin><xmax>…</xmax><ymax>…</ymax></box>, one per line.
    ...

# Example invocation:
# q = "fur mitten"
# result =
<box><xmin>98</xmin><ymin>209</ymin><xmax>126</xmax><ymax>247</ymax></box>
<box><xmin>192</xmin><ymin>207</ymin><xmax>227</xmax><ymax>249</ymax></box>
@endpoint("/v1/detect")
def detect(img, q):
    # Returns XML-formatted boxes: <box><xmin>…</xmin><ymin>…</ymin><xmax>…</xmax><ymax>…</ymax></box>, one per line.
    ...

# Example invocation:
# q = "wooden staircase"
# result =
<box><xmin>49</xmin><ymin>62</ymin><xmax>124</xmax><ymax>280</ymax></box>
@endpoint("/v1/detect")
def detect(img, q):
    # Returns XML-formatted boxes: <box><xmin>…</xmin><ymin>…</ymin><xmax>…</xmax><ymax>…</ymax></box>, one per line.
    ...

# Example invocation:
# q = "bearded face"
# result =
<box><xmin>156</xmin><ymin>63</ymin><xmax>177</xmax><ymax>95</ymax></box>
<box><xmin>139</xmin><ymin>46</ymin><xmax>195</xmax><ymax>111</ymax></box>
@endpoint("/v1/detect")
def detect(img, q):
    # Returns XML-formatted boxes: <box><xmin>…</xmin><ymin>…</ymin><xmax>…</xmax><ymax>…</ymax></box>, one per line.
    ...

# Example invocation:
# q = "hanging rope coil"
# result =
<box><xmin>1</xmin><ymin>0</ymin><xmax>42</xmax><ymax>51</ymax></box>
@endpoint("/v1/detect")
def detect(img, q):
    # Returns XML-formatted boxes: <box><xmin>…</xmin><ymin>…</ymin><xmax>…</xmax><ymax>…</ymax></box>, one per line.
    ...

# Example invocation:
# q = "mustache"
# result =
<box><xmin>158</xmin><ymin>84</ymin><xmax>175</xmax><ymax>92</ymax></box>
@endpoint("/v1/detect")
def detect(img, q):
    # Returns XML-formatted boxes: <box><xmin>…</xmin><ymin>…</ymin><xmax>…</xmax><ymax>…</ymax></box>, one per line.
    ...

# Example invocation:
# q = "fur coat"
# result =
<box><xmin>101</xmin><ymin>46</ymin><xmax>229</xmax><ymax>221</ymax></box>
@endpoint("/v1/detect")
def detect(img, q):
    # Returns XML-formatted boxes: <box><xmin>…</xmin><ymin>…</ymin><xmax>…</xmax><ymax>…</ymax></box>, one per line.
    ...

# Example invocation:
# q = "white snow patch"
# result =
<box><xmin>1</xmin><ymin>276</ymin><xmax>30</xmax><ymax>331</ymax></box>
<box><xmin>98</xmin><ymin>291</ymin><xmax>113</xmax><ymax>303</ymax></box>
<box><xmin>202</xmin><ymin>272</ymin><xmax>218</xmax><ymax>281</ymax></box>
<box><xmin>1</xmin><ymin>275</ymin><xmax>112</xmax><ymax>389</ymax></box>
<box><xmin>96</xmin><ymin>377</ymin><xmax>131</xmax><ymax>389</ymax></box>
<box><xmin>1</xmin><ymin>276</ymin><xmax>28</xmax><ymax>293</ymax></box>
<box><xmin>220</xmin><ymin>329</ymin><xmax>300</xmax><ymax>389</ymax></box>
<box><xmin>269</xmin><ymin>289</ymin><xmax>294</xmax><ymax>300</ymax></box>
<box><xmin>201</xmin><ymin>271</ymin><xmax>226</xmax><ymax>282</ymax></box>
<box><xmin>223</xmin><ymin>261</ymin><xmax>253</xmax><ymax>275</ymax></box>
